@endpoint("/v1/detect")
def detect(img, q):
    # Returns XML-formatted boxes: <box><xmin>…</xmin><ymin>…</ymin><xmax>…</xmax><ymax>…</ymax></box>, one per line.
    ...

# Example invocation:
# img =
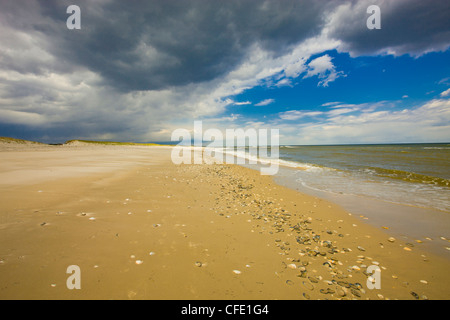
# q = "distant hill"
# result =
<box><xmin>0</xmin><ymin>137</ymin><xmax>171</xmax><ymax>147</ymax></box>
<box><xmin>0</xmin><ymin>137</ymin><xmax>45</xmax><ymax>145</ymax></box>
<box><xmin>64</xmin><ymin>140</ymin><xmax>166</xmax><ymax>146</ymax></box>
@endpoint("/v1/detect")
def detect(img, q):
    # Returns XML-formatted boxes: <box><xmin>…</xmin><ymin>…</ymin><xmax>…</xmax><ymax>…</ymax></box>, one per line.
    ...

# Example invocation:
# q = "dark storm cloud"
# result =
<box><xmin>2</xmin><ymin>0</ymin><xmax>326</xmax><ymax>92</ymax></box>
<box><xmin>1</xmin><ymin>0</ymin><xmax>450</xmax><ymax>143</ymax></box>
<box><xmin>2</xmin><ymin>0</ymin><xmax>449</xmax><ymax>92</ymax></box>
<box><xmin>328</xmin><ymin>0</ymin><xmax>450</xmax><ymax>56</ymax></box>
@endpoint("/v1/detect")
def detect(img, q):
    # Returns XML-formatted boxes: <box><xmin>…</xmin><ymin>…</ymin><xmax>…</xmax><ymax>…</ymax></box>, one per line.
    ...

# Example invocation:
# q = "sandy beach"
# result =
<box><xmin>0</xmin><ymin>142</ymin><xmax>449</xmax><ymax>300</ymax></box>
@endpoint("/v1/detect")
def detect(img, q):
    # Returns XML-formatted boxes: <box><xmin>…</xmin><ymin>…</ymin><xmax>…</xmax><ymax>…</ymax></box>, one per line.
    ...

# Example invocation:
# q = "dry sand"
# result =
<box><xmin>0</xmin><ymin>143</ymin><xmax>449</xmax><ymax>300</ymax></box>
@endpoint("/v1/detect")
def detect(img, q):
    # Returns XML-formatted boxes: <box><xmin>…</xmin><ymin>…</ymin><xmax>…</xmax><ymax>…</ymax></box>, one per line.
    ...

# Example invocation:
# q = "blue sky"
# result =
<box><xmin>0</xmin><ymin>0</ymin><xmax>449</xmax><ymax>144</ymax></box>
<box><xmin>232</xmin><ymin>50</ymin><xmax>450</xmax><ymax>111</ymax></box>
<box><xmin>223</xmin><ymin>49</ymin><xmax>450</xmax><ymax>121</ymax></box>
<box><xmin>200</xmin><ymin>48</ymin><xmax>450</xmax><ymax>145</ymax></box>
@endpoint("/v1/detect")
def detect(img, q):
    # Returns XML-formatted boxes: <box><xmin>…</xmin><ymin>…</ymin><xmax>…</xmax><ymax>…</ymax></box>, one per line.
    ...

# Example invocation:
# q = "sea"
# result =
<box><xmin>215</xmin><ymin>143</ymin><xmax>450</xmax><ymax>213</ymax></box>
<box><xmin>276</xmin><ymin>143</ymin><xmax>450</xmax><ymax>213</ymax></box>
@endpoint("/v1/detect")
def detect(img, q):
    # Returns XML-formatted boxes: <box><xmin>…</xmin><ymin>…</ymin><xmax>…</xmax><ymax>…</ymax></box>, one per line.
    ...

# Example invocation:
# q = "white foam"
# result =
<box><xmin>208</xmin><ymin>147</ymin><xmax>321</xmax><ymax>172</ymax></box>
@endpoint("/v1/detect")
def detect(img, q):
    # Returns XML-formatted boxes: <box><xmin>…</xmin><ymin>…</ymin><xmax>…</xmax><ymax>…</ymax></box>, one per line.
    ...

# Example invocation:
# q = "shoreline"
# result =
<box><xmin>0</xmin><ymin>144</ymin><xmax>449</xmax><ymax>299</ymax></box>
<box><xmin>270</xmin><ymin>165</ymin><xmax>450</xmax><ymax>259</ymax></box>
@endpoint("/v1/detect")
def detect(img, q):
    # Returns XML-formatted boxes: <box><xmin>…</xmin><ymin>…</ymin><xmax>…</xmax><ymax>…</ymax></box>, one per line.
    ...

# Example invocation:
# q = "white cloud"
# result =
<box><xmin>279</xmin><ymin>110</ymin><xmax>323</xmax><ymax>120</ymax></box>
<box><xmin>321</xmin><ymin>101</ymin><xmax>341</xmax><ymax>107</ymax></box>
<box><xmin>305</xmin><ymin>55</ymin><xmax>334</xmax><ymax>77</ymax></box>
<box><xmin>438</xmin><ymin>77</ymin><xmax>450</xmax><ymax>85</ymax></box>
<box><xmin>276</xmin><ymin>99</ymin><xmax>450</xmax><ymax>145</ymax></box>
<box><xmin>233</xmin><ymin>101</ymin><xmax>251</xmax><ymax>105</ymax></box>
<box><xmin>326</xmin><ymin>107</ymin><xmax>358</xmax><ymax>116</ymax></box>
<box><xmin>0</xmin><ymin>109</ymin><xmax>47</xmax><ymax>126</ymax></box>
<box><xmin>255</xmin><ymin>99</ymin><xmax>275</xmax><ymax>106</ymax></box>
<box><xmin>440</xmin><ymin>88</ymin><xmax>450</xmax><ymax>97</ymax></box>
<box><xmin>303</xmin><ymin>54</ymin><xmax>345</xmax><ymax>87</ymax></box>
<box><xmin>283</xmin><ymin>57</ymin><xmax>307</xmax><ymax>78</ymax></box>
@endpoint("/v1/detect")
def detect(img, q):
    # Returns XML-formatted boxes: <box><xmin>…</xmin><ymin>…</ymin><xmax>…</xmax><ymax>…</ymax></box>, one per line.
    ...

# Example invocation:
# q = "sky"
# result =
<box><xmin>0</xmin><ymin>0</ymin><xmax>449</xmax><ymax>145</ymax></box>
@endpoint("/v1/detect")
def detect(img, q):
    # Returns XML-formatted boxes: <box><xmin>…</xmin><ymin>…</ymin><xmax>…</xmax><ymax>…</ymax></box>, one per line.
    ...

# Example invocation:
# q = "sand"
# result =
<box><xmin>0</xmin><ymin>143</ymin><xmax>449</xmax><ymax>300</ymax></box>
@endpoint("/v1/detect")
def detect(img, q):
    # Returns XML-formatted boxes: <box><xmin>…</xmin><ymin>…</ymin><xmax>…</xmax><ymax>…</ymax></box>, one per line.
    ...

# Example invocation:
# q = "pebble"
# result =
<box><xmin>320</xmin><ymin>288</ymin><xmax>335</xmax><ymax>295</ymax></box>
<box><xmin>420</xmin><ymin>280</ymin><xmax>428</xmax><ymax>284</ymax></box>
<box><xmin>302</xmin><ymin>281</ymin><xmax>314</xmax><ymax>291</ymax></box>
<box><xmin>403</xmin><ymin>247</ymin><xmax>412</xmax><ymax>251</ymax></box>
<box><xmin>135</xmin><ymin>260</ymin><xmax>143</xmax><ymax>265</ymax></box>
<box><xmin>232</xmin><ymin>270</ymin><xmax>241</xmax><ymax>275</ymax></box>
<box><xmin>357</xmin><ymin>246</ymin><xmax>366</xmax><ymax>251</ymax></box>
<box><xmin>336</xmin><ymin>287</ymin><xmax>346</xmax><ymax>297</ymax></box>
<box><xmin>388</xmin><ymin>237</ymin><xmax>396</xmax><ymax>243</ymax></box>
<box><xmin>287</xmin><ymin>263</ymin><xmax>297</xmax><ymax>269</ymax></box>
<box><xmin>351</xmin><ymin>289</ymin><xmax>361</xmax><ymax>297</ymax></box>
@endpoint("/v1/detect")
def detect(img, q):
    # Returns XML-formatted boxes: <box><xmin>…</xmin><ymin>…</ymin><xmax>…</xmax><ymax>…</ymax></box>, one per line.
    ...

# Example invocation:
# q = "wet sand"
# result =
<box><xmin>0</xmin><ymin>143</ymin><xmax>449</xmax><ymax>300</ymax></box>
<box><xmin>271</xmin><ymin>166</ymin><xmax>450</xmax><ymax>258</ymax></box>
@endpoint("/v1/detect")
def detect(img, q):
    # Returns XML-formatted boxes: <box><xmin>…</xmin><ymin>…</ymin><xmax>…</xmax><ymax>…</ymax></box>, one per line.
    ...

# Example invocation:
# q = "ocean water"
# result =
<box><xmin>275</xmin><ymin>143</ymin><xmax>450</xmax><ymax>212</ymax></box>
<box><xmin>212</xmin><ymin>143</ymin><xmax>450</xmax><ymax>212</ymax></box>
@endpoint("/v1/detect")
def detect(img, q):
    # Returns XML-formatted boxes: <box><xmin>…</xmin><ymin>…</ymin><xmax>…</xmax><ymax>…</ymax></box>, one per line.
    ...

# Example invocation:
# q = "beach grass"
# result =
<box><xmin>65</xmin><ymin>139</ymin><xmax>169</xmax><ymax>147</ymax></box>
<box><xmin>0</xmin><ymin>137</ymin><xmax>45</xmax><ymax>145</ymax></box>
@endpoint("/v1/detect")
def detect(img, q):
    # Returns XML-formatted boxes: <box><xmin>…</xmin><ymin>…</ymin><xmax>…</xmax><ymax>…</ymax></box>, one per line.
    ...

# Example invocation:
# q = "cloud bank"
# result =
<box><xmin>0</xmin><ymin>0</ymin><xmax>449</xmax><ymax>143</ymax></box>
